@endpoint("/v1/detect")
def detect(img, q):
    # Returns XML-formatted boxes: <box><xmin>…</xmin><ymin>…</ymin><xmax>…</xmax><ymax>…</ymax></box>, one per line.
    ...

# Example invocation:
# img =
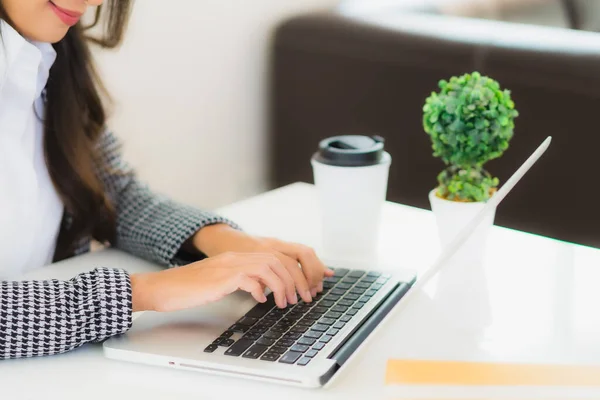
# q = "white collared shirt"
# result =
<box><xmin>0</xmin><ymin>20</ymin><xmax>64</xmax><ymax>279</ymax></box>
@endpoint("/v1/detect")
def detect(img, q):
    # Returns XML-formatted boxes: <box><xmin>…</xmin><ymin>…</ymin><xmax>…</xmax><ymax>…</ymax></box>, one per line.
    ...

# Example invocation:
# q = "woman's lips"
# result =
<box><xmin>49</xmin><ymin>1</ymin><xmax>83</xmax><ymax>27</ymax></box>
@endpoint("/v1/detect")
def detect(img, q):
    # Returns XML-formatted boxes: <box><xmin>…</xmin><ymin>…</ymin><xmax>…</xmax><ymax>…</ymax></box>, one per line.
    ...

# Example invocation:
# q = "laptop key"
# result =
<box><xmin>262</xmin><ymin>315</ymin><xmax>280</xmax><ymax>324</ymax></box>
<box><xmin>344</xmin><ymin>294</ymin><xmax>360</xmax><ymax>301</ymax></box>
<box><xmin>243</xmin><ymin>332</ymin><xmax>261</xmax><ymax>341</ymax></box>
<box><xmin>260</xmin><ymin>352</ymin><xmax>280</xmax><ymax>362</ymax></box>
<box><xmin>305</xmin><ymin>330</ymin><xmax>323</xmax><ymax>339</ymax></box>
<box><xmin>331</xmin><ymin>289</ymin><xmax>346</xmax><ymax>296</ymax></box>
<box><xmin>287</xmin><ymin>311</ymin><xmax>305</xmax><ymax>320</ymax></box>
<box><xmin>280</xmin><ymin>317</ymin><xmax>296</xmax><ymax>326</ymax></box>
<box><xmin>247</xmin><ymin>327</ymin><xmax>265</xmax><ymax>335</ymax></box>
<box><xmin>359</xmin><ymin>295</ymin><xmax>371</xmax><ymax>303</ymax></box>
<box><xmin>219</xmin><ymin>338</ymin><xmax>235</xmax><ymax>347</ymax></box>
<box><xmin>318</xmin><ymin>318</ymin><xmax>336</xmax><ymax>326</ymax></box>
<box><xmin>312</xmin><ymin>324</ymin><xmax>329</xmax><ymax>332</ymax></box>
<box><xmin>237</xmin><ymin>317</ymin><xmax>259</xmax><ymax>326</ymax></box>
<box><xmin>338</xmin><ymin>299</ymin><xmax>353</xmax><ymax>307</ymax></box>
<box><xmin>313</xmin><ymin>342</ymin><xmax>326</xmax><ymax>351</ymax></box>
<box><xmin>256</xmin><ymin>337</ymin><xmax>276</xmax><ymax>346</ymax></box>
<box><xmin>324</xmin><ymin>311</ymin><xmax>342</xmax><ymax>320</ymax></box>
<box><xmin>304</xmin><ymin>312</ymin><xmax>320</xmax><ymax>321</ymax></box>
<box><xmin>279</xmin><ymin>351</ymin><xmax>303</xmax><ymax>364</ymax></box>
<box><xmin>350</xmin><ymin>288</ymin><xmax>366</xmax><ymax>295</ymax></box>
<box><xmin>327</xmin><ymin>328</ymin><xmax>340</xmax><ymax>336</ymax></box>
<box><xmin>340</xmin><ymin>315</ymin><xmax>352</xmax><ymax>323</ymax></box>
<box><xmin>348</xmin><ymin>269</ymin><xmax>365</xmax><ymax>278</ymax></box>
<box><xmin>224</xmin><ymin>338</ymin><xmax>254</xmax><ymax>356</ymax></box>
<box><xmin>242</xmin><ymin>344</ymin><xmax>269</xmax><ymax>359</ymax></box>
<box><xmin>297</xmin><ymin>357</ymin><xmax>311</xmax><ymax>366</ymax></box>
<box><xmin>324</xmin><ymin>293</ymin><xmax>341</xmax><ymax>301</ymax></box>
<box><xmin>347</xmin><ymin>309</ymin><xmax>358</xmax><ymax>316</ymax></box>
<box><xmin>290</xmin><ymin>325</ymin><xmax>310</xmax><ymax>333</ymax></box>
<box><xmin>251</xmin><ymin>321</ymin><xmax>268</xmax><ymax>331</ymax></box>
<box><xmin>252</xmin><ymin>325</ymin><xmax>269</xmax><ymax>334</ymax></box>
<box><xmin>313</xmin><ymin>306</ymin><xmax>328</xmax><ymax>314</ymax></box>
<box><xmin>319</xmin><ymin>335</ymin><xmax>333</xmax><ymax>344</ymax></box>
<box><xmin>270</xmin><ymin>346</ymin><xmax>288</xmax><ymax>354</ymax></box>
<box><xmin>319</xmin><ymin>300</ymin><xmax>335</xmax><ymax>308</ymax></box>
<box><xmin>264</xmin><ymin>331</ymin><xmax>283</xmax><ymax>339</ymax></box>
<box><xmin>270</xmin><ymin>325</ymin><xmax>288</xmax><ymax>333</ymax></box>
<box><xmin>290</xmin><ymin>344</ymin><xmax>310</xmax><ymax>353</ymax></box>
<box><xmin>365</xmin><ymin>290</ymin><xmax>377</xmax><ymax>297</ymax></box>
<box><xmin>341</xmin><ymin>277</ymin><xmax>359</xmax><ymax>284</ymax></box>
<box><xmin>283</xmin><ymin>331</ymin><xmax>302</xmax><ymax>340</ymax></box>
<box><xmin>213</xmin><ymin>337</ymin><xmax>224</xmax><ymax>345</ymax></box>
<box><xmin>361</xmin><ymin>276</ymin><xmax>377</xmax><ymax>283</ymax></box>
<box><xmin>220</xmin><ymin>330</ymin><xmax>234</xmax><ymax>339</ymax></box>
<box><xmin>276</xmin><ymin>338</ymin><xmax>295</xmax><ymax>348</ymax></box>
<box><xmin>269</xmin><ymin>310</ymin><xmax>287</xmax><ymax>319</ymax></box>
<box><xmin>298</xmin><ymin>337</ymin><xmax>316</xmax><ymax>346</ymax></box>
<box><xmin>305</xmin><ymin>349</ymin><xmax>319</xmax><ymax>358</ymax></box>
<box><xmin>204</xmin><ymin>344</ymin><xmax>218</xmax><ymax>353</ymax></box>
<box><xmin>355</xmin><ymin>282</ymin><xmax>371</xmax><ymax>289</ymax></box>
<box><xmin>354</xmin><ymin>302</ymin><xmax>365</xmax><ymax>309</ymax></box>
<box><xmin>333</xmin><ymin>268</ymin><xmax>349</xmax><ymax>277</ymax></box>
<box><xmin>272</xmin><ymin>307</ymin><xmax>290</xmax><ymax>315</ymax></box>
<box><xmin>371</xmin><ymin>283</ymin><xmax>383</xmax><ymax>290</ymax></box>
<box><xmin>298</xmin><ymin>315</ymin><xmax>316</xmax><ymax>324</ymax></box>
<box><xmin>367</xmin><ymin>271</ymin><xmax>381</xmax><ymax>277</ymax></box>
<box><xmin>296</xmin><ymin>302</ymin><xmax>312</xmax><ymax>310</ymax></box>
<box><xmin>332</xmin><ymin>305</ymin><xmax>348</xmax><ymax>313</ymax></box>
<box><xmin>323</xmin><ymin>281</ymin><xmax>335</xmax><ymax>289</ymax></box>
<box><xmin>336</xmin><ymin>283</ymin><xmax>352</xmax><ymax>290</ymax></box>
<box><xmin>332</xmin><ymin>321</ymin><xmax>345</xmax><ymax>329</ymax></box>
<box><xmin>245</xmin><ymin>296</ymin><xmax>276</xmax><ymax>318</ymax></box>
<box><xmin>229</xmin><ymin>324</ymin><xmax>251</xmax><ymax>333</ymax></box>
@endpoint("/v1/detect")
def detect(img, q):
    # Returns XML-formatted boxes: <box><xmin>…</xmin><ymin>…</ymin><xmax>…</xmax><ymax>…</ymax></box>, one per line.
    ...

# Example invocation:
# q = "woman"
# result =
<box><xmin>0</xmin><ymin>0</ymin><xmax>332</xmax><ymax>359</ymax></box>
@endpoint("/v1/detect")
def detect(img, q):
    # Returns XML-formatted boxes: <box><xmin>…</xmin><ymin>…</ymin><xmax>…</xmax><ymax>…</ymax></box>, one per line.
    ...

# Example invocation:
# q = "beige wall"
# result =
<box><xmin>92</xmin><ymin>1</ymin><xmax>339</xmax><ymax>209</ymax></box>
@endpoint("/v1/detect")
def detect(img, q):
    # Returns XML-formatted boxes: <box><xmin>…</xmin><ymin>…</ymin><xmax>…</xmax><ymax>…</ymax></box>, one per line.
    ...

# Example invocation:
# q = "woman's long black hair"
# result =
<box><xmin>0</xmin><ymin>1</ymin><xmax>134</xmax><ymax>260</ymax></box>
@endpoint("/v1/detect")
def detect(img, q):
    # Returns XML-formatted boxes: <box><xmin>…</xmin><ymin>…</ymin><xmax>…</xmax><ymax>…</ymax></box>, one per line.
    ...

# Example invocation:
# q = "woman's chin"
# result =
<box><xmin>41</xmin><ymin>25</ymin><xmax>70</xmax><ymax>43</ymax></box>
<box><xmin>21</xmin><ymin>24</ymin><xmax>69</xmax><ymax>44</ymax></box>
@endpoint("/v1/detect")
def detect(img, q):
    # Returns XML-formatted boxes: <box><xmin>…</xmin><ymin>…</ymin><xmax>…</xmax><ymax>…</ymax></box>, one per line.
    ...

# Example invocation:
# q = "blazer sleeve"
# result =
<box><xmin>0</xmin><ymin>268</ymin><xmax>132</xmax><ymax>359</ymax></box>
<box><xmin>97</xmin><ymin>130</ymin><xmax>240</xmax><ymax>266</ymax></box>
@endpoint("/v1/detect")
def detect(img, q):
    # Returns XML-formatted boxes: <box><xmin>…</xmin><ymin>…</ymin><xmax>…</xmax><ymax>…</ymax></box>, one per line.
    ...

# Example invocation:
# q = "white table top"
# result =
<box><xmin>3</xmin><ymin>182</ymin><xmax>600</xmax><ymax>399</ymax></box>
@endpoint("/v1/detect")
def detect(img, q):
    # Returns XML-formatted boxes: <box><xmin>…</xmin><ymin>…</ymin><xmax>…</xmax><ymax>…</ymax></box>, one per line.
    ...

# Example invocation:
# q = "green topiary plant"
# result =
<box><xmin>422</xmin><ymin>72</ymin><xmax>519</xmax><ymax>202</ymax></box>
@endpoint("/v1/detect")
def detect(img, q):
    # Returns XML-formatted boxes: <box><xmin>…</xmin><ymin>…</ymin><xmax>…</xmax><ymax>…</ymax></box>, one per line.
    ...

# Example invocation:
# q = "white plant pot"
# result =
<box><xmin>428</xmin><ymin>188</ymin><xmax>496</xmax><ymax>331</ymax></box>
<box><xmin>428</xmin><ymin>189</ymin><xmax>496</xmax><ymax>266</ymax></box>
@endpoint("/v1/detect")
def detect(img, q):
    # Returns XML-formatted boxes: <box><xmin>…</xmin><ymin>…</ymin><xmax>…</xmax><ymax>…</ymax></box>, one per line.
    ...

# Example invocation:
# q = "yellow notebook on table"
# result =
<box><xmin>386</xmin><ymin>359</ymin><xmax>600</xmax><ymax>387</ymax></box>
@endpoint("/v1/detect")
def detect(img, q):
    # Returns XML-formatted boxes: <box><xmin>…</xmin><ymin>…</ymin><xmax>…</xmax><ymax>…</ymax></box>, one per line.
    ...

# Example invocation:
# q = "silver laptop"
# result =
<box><xmin>103</xmin><ymin>137</ymin><xmax>552</xmax><ymax>388</ymax></box>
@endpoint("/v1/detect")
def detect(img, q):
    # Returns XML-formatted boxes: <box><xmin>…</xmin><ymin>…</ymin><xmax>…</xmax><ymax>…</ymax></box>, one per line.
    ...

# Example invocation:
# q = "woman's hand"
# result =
<box><xmin>131</xmin><ymin>252</ymin><xmax>301</xmax><ymax>312</ymax></box>
<box><xmin>192</xmin><ymin>224</ymin><xmax>334</xmax><ymax>303</ymax></box>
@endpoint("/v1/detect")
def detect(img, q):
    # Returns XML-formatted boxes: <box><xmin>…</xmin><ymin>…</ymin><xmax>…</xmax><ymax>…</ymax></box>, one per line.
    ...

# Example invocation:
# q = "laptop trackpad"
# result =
<box><xmin>106</xmin><ymin>291</ymin><xmax>257</xmax><ymax>358</ymax></box>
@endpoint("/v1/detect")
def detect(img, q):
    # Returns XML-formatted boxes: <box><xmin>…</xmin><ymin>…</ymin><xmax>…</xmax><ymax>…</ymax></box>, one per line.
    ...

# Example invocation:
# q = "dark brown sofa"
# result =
<box><xmin>267</xmin><ymin>3</ymin><xmax>600</xmax><ymax>248</ymax></box>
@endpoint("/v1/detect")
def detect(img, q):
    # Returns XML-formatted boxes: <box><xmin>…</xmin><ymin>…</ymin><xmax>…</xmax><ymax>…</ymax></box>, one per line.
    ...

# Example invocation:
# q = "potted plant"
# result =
<box><xmin>422</xmin><ymin>71</ymin><xmax>519</xmax><ymax>263</ymax></box>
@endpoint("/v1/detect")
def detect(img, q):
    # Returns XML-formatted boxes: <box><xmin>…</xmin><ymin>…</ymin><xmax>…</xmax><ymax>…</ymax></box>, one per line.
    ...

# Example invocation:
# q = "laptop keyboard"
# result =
<box><xmin>203</xmin><ymin>268</ymin><xmax>390</xmax><ymax>366</ymax></box>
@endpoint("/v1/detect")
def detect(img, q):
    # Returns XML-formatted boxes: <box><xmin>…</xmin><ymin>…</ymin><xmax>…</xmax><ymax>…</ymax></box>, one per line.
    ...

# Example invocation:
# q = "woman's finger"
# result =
<box><xmin>276</xmin><ymin>241</ymin><xmax>329</xmax><ymax>295</ymax></box>
<box><xmin>276</xmin><ymin>252</ymin><xmax>312</xmax><ymax>303</ymax></box>
<box><xmin>267</xmin><ymin>254</ymin><xmax>299</xmax><ymax>305</ymax></box>
<box><xmin>249</xmin><ymin>261</ymin><xmax>287</xmax><ymax>308</ymax></box>
<box><xmin>238</xmin><ymin>276</ymin><xmax>267</xmax><ymax>304</ymax></box>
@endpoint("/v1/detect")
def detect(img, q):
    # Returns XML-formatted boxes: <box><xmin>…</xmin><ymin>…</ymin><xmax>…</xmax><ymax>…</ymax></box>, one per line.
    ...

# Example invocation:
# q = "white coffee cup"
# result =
<box><xmin>311</xmin><ymin>135</ymin><xmax>391</xmax><ymax>261</ymax></box>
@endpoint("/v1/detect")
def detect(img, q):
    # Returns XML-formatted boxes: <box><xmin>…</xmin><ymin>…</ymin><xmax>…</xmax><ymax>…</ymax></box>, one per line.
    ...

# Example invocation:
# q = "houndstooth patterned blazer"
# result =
<box><xmin>0</xmin><ymin>130</ymin><xmax>238</xmax><ymax>360</ymax></box>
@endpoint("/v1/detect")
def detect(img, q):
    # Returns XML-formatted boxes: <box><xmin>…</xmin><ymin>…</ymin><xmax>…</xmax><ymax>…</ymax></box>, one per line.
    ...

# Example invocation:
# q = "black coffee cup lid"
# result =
<box><xmin>313</xmin><ymin>135</ymin><xmax>385</xmax><ymax>167</ymax></box>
